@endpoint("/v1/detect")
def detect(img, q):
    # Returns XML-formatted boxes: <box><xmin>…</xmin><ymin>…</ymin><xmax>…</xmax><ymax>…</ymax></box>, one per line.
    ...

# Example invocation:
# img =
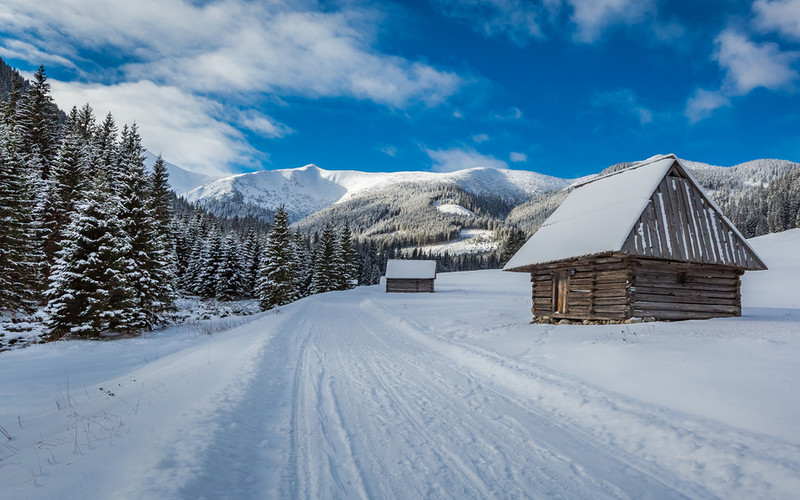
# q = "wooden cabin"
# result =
<box><xmin>503</xmin><ymin>154</ymin><xmax>767</xmax><ymax>322</ymax></box>
<box><xmin>385</xmin><ymin>259</ymin><xmax>437</xmax><ymax>293</ymax></box>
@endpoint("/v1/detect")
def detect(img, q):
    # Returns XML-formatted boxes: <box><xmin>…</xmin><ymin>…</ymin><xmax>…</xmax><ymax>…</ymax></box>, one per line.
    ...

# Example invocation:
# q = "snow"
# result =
<box><xmin>385</xmin><ymin>259</ymin><xmax>437</xmax><ymax>279</ymax></box>
<box><xmin>2</xmin><ymin>230</ymin><xmax>800</xmax><ymax>499</ymax></box>
<box><xmin>403</xmin><ymin>228</ymin><xmax>498</xmax><ymax>256</ymax></box>
<box><xmin>435</xmin><ymin>202</ymin><xmax>476</xmax><ymax>217</ymax></box>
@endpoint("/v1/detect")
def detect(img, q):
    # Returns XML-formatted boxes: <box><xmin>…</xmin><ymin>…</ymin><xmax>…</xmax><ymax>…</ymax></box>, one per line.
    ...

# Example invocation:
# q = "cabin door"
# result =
<box><xmin>553</xmin><ymin>270</ymin><xmax>569</xmax><ymax>314</ymax></box>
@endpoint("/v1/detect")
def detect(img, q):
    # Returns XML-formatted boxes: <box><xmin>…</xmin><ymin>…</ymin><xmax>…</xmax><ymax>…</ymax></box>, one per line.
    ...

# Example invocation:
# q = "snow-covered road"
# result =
<box><xmin>3</xmin><ymin>231</ymin><xmax>800</xmax><ymax>499</ymax></box>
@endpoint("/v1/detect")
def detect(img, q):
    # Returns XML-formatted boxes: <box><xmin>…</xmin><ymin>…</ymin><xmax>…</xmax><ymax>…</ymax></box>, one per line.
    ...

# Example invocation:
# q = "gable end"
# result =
<box><xmin>621</xmin><ymin>161</ymin><xmax>766</xmax><ymax>270</ymax></box>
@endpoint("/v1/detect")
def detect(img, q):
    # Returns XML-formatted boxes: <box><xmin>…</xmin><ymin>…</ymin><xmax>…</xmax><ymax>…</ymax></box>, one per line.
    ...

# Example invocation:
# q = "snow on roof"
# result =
<box><xmin>504</xmin><ymin>155</ymin><xmax>677</xmax><ymax>270</ymax></box>
<box><xmin>385</xmin><ymin>259</ymin><xmax>437</xmax><ymax>279</ymax></box>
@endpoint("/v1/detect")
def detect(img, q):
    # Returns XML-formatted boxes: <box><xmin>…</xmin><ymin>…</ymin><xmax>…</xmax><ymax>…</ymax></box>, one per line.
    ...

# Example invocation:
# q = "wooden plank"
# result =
<box><xmin>633</xmin><ymin>293</ymin><xmax>739</xmax><ymax>306</ymax></box>
<box><xmin>688</xmin><ymin>185</ymin><xmax>714</xmax><ymax>264</ymax></box>
<box><xmin>593</xmin><ymin>288</ymin><xmax>628</xmax><ymax>298</ymax></box>
<box><xmin>631</xmin><ymin>286</ymin><xmax>737</xmax><ymax>298</ymax></box>
<box><xmin>632</xmin><ymin>283</ymin><xmax>738</xmax><ymax>294</ymax></box>
<box><xmin>677</xmin><ymin>179</ymin><xmax>703</xmax><ymax>261</ymax></box>
<box><xmin>634</xmin><ymin>301</ymin><xmax>740</xmax><ymax>314</ymax></box>
<box><xmin>633</xmin><ymin>309</ymin><xmax>739</xmax><ymax>320</ymax></box>
<box><xmin>668</xmin><ymin>177</ymin><xmax>691</xmax><ymax>261</ymax></box>
<box><xmin>650</xmin><ymin>189</ymin><xmax>667</xmax><ymax>258</ymax></box>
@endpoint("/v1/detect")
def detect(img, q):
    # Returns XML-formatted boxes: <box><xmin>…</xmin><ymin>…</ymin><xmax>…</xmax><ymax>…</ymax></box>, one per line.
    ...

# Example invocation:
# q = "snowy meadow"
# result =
<box><xmin>1</xmin><ymin>230</ymin><xmax>799</xmax><ymax>499</ymax></box>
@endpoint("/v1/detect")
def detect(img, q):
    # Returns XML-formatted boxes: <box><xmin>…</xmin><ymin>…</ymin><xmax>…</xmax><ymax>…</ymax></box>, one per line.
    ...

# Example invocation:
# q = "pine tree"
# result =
<box><xmin>216</xmin><ymin>234</ymin><xmax>245</xmax><ymax>301</ymax></box>
<box><xmin>294</xmin><ymin>231</ymin><xmax>313</xmax><ymax>297</ymax></box>
<box><xmin>15</xmin><ymin>65</ymin><xmax>60</xmax><ymax>178</ymax></box>
<box><xmin>310</xmin><ymin>223</ymin><xmax>338</xmax><ymax>294</ymax></box>
<box><xmin>42</xmin><ymin>128</ymin><xmax>89</xmax><ymax>266</ymax></box>
<box><xmin>241</xmin><ymin>230</ymin><xmax>262</xmax><ymax>297</ymax></box>
<box><xmin>45</xmin><ymin>187</ymin><xmax>138</xmax><ymax>338</ymax></box>
<box><xmin>147</xmin><ymin>154</ymin><xmax>177</xmax><ymax>317</ymax></box>
<box><xmin>501</xmin><ymin>228</ymin><xmax>527</xmax><ymax>265</ymax></box>
<box><xmin>257</xmin><ymin>207</ymin><xmax>298</xmax><ymax>309</ymax></box>
<box><xmin>115</xmin><ymin>124</ymin><xmax>159</xmax><ymax>329</ymax></box>
<box><xmin>196</xmin><ymin>229</ymin><xmax>224</xmax><ymax>298</ymax></box>
<box><xmin>337</xmin><ymin>221</ymin><xmax>358</xmax><ymax>290</ymax></box>
<box><xmin>0</xmin><ymin>123</ymin><xmax>37</xmax><ymax>312</ymax></box>
<box><xmin>92</xmin><ymin>113</ymin><xmax>118</xmax><ymax>182</ymax></box>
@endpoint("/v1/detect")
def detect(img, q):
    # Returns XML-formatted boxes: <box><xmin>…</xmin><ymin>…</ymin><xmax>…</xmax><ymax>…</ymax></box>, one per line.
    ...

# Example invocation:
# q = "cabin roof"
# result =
<box><xmin>504</xmin><ymin>154</ymin><xmax>767</xmax><ymax>271</ymax></box>
<box><xmin>385</xmin><ymin>259</ymin><xmax>437</xmax><ymax>279</ymax></box>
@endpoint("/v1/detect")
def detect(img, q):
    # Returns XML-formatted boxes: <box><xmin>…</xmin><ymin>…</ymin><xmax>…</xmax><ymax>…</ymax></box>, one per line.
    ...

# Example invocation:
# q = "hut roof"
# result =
<box><xmin>385</xmin><ymin>259</ymin><xmax>437</xmax><ymax>279</ymax></box>
<box><xmin>504</xmin><ymin>154</ymin><xmax>767</xmax><ymax>271</ymax></box>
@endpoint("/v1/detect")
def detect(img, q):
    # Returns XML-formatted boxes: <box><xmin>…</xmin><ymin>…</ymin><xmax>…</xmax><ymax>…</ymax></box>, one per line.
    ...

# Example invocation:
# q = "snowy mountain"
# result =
<box><xmin>168</xmin><ymin>156</ymin><xmax>799</xmax><ymax>256</ymax></box>
<box><xmin>181</xmin><ymin>164</ymin><xmax>571</xmax><ymax>222</ymax></box>
<box><xmin>178</xmin><ymin>157</ymin><xmax>799</xmax><ymax>225</ymax></box>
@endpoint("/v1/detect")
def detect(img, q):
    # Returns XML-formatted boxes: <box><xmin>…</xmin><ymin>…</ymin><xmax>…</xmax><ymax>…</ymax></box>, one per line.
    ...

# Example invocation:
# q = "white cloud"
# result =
<box><xmin>0</xmin><ymin>39</ymin><xmax>77</xmax><ymax>68</ymax></box>
<box><xmin>0</xmin><ymin>0</ymin><xmax>463</xmax><ymax>108</ymax></box>
<box><xmin>684</xmin><ymin>89</ymin><xmax>730</xmax><ymax>124</ymax></box>
<box><xmin>684</xmin><ymin>30</ymin><xmax>798</xmax><ymax>123</ymax></box>
<box><xmin>426</xmin><ymin>146</ymin><xmax>508</xmax><ymax>172</ymax></box>
<box><xmin>50</xmin><ymin>79</ymin><xmax>256</xmax><ymax>176</ymax></box>
<box><xmin>493</xmin><ymin>106</ymin><xmax>524</xmax><ymax>120</ymax></box>
<box><xmin>568</xmin><ymin>0</ymin><xmax>655</xmax><ymax>43</ymax></box>
<box><xmin>433</xmin><ymin>0</ymin><xmax>547</xmax><ymax>46</ymax></box>
<box><xmin>434</xmin><ymin>0</ymin><xmax>658</xmax><ymax>45</ymax></box>
<box><xmin>591</xmin><ymin>88</ymin><xmax>653</xmax><ymax>124</ymax></box>
<box><xmin>510</xmin><ymin>152</ymin><xmax>527</xmax><ymax>162</ymax></box>
<box><xmin>0</xmin><ymin>0</ymin><xmax>468</xmax><ymax>173</ymax></box>
<box><xmin>754</xmin><ymin>0</ymin><xmax>800</xmax><ymax>40</ymax></box>
<box><xmin>380</xmin><ymin>146</ymin><xmax>398</xmax><ymax>157</ymax></box>
<box><xmin>472</xmin><ymin>133</ymin><xmax>490</xmax><ymax>143</ymax></box>
<box><xmin>714</xmin><ymin>29</ymin><xmax>798</xmax><ymax>95</ymax></box>
<box><xmin>238</xmin><ymin>110</ymin><xmax>293</xmax><ymax>139</ymax></box>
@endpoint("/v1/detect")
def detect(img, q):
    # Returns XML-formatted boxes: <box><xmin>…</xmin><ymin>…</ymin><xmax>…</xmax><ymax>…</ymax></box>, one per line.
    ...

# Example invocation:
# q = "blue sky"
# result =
<box><xmin>1</xmin><ymin>0</ymin><xmax>799</xmax><ymax>178</ymax></box>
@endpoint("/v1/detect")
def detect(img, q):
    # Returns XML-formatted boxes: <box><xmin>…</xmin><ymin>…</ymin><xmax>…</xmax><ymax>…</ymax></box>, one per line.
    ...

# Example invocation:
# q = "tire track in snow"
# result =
<box><xmin>364</xmin><ymin>299</ymin><xmax>800</xmax><ymax>500</ymax></box>
<box><xmin>348</xmin><ymin>304</ymin><xmax>688</xmax><ymax>499</ymax></box>
<box><xmin>174</xmin><ymin>307</ymin><xmax>303</xmax><ymax>500</ymax></box>
<box><xmin>288</xmin><ymin>299</ymin><xmax>683</xmax><ymax>498</ymax></box>
<box><xmin>285</xmin><ymin>309</ymin><xmax>369</xmax><ymax>500</ymax></box>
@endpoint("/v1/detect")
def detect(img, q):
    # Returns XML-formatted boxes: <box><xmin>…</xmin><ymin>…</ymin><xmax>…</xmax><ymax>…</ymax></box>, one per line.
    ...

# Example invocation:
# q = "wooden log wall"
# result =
<box><xmin>529</xmin><ymin>255</ymin><xmax>633</xmax><ymax>321</ymax></box>
<box><xmin>386</xmin><ymin>278</ymin><xmax>435</xmax><ymax>293</ymax></box>
<box><xmin>631</xmin><ymin>259</ymin><xmax>742</xmax><ymax>320</ymax></box>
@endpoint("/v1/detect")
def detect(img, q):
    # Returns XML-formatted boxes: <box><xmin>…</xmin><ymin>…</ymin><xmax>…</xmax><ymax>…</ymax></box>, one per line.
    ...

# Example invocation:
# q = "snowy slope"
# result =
<box><xmin>2</xmin><ymin>231</ymin><xmax>799</xmax><ymax>499</ymax></box>
<box><xmin>182</xmin><ymin>164</ymin><xmax>571</xmax><ymax>220</ymax></box>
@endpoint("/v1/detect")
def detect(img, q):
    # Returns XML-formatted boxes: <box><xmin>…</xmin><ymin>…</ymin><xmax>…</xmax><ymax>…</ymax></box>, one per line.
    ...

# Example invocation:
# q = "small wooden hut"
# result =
<box><xmin>504</xmin><ymin>154</ymin><xmax>767</xmax><ymax>321</ymax></box>
<box><xmin>385</xmin><ymin>259</ymin><xmax>437</xmax><ymax>293</ymax></box>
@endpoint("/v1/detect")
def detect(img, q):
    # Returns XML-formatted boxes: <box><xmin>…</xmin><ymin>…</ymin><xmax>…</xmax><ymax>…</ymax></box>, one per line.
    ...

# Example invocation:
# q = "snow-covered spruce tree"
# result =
<box><xmin>195</xmin><ymin>229</ymin><xmax>224</xmax><ymax>299</ymax></box>
<box><xmin>114</xmin><ymin>124</ymin><xmax>161</xmax><ymax>329</ymax></box>
<box><xmin>310</xmin><ymin>223</ymin><xmax>338</xmax><ymax>294</ymax></box>
<box><xmin>241</xmin><ymin>230</ymin><xmax>262</xmax><ymax>296</ymax></box>
<box><xmin>14</xmin><ymin>65</ymin><xmax>60</xmax><ymax>179</ymax></box>
<box><xmin>0</xmin><ymin>123</ymin><xmax>38</xmax><ymax>312</ymax></box>
<box><xmin>293</xmin><ymin>230</ymin><xmax>312</xmax><ymax>298</ymax></box>
<box><xmin>92</xmin><ymin>113</ymin><xmax>119</xmax><ymax>181</ymax></box>
<box><xmin>42</xmin><ymin>127</ymin><xmax>90</xmax><ymax>267</ymax></box>
<box><xmin>216</xmin><ymin>234</ymin><xmax>246</xmax><ymax>301</ymax></box>
<box><xmin>146</xmin><ymin>154</ymin><xmax>178</xmax><ymax>316</ymax></box>
<box><xmin>257</xmin><ymin>207</ymin><xmax>298</xmax><ymax>310</ymax></box>
<box><xmin>45</xmin><ymin>183</ymin><xmax>138</xmax><ymax>338</ymax></box>
<box><xmin>337</xmin><ymin>221</ymin><xmax>358</xmax><ymax>290</ymax></box>
<box><xmin>500</xmin><ymin>228</ymin><xmax>527</xmax><ymax>265</ymax></box>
